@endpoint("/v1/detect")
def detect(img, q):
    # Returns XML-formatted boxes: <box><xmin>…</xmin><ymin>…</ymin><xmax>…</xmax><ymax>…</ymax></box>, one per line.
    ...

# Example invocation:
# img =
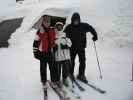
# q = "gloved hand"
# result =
<box><xmin>61</xmin><ymin>39</ymin><xmax>66</xmax><ymax>45</ymax></box>
<box><xmin>55</xmin><ymin>39</ymin><xmax>61</xmax><ymax>45</ymax></box>
<box><xmin>92</xmin><ymin>36</ymin><xmax>98</xmax><ymax>41</ymax></box>
<box><xmin>66</xmin><ymin>38</ymin><xmax>72</xmax><ymax>47</ymax></box>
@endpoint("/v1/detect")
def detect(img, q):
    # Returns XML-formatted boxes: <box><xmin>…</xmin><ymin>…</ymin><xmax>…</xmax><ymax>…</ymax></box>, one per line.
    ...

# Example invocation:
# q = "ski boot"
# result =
<box><xmin>42</xmin><ymin>82</ymin><xmax>47</xmax><ymax>90</ymax></box>
<box><xmin>77</xmin><ymin>75</ymin><xmax>88</xmax><ymax>83</ymax></box>
<box><xmin>55</xmin><ymin>81</ymin><xmax>62</xmax><ymax>88</ymax></box>
<box><xmin>63</xmin><ymin>78</ymin><xmax>69</xmax><ymax>87</ymax></box>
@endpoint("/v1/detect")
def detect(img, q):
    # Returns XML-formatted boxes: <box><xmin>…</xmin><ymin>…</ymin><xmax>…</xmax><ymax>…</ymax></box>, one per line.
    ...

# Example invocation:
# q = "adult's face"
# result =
<box><xmin>71</xmin><ymin>12</ymin><xmax>81</xmax><ymax>26</ymax></box>
<box><xmin>42</xmin><ymin>17</ymin><xmax>51</xmax><ymax>28</ymax></box>
<box><xmin>73</xmin><ymin>19</ymin><xmax>80</xmax><ymax>26</ymax></box>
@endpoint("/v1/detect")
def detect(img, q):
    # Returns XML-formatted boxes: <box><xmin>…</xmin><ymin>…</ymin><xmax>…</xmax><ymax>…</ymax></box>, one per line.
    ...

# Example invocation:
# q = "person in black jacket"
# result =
<box><xmin>64</xmin><ymin>12</ymin><xmax>98</xmax><ymax>83</ymax></box>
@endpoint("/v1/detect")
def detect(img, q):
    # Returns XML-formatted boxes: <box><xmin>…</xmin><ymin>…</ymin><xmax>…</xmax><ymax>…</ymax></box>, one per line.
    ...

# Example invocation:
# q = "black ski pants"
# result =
<box><xmin>56</xmin><ymin>60</ymin><xmax>70</xmax><ymax>81</ymax></box>
<box><xmin>40</xmin><ymin>52</ymin><xmax>58</xmax><ymax>84</ymax></box>
<box><xmin>70</xmin><ymin>47</ymin><xmax>86</xmax><ymax>76</ymax></box>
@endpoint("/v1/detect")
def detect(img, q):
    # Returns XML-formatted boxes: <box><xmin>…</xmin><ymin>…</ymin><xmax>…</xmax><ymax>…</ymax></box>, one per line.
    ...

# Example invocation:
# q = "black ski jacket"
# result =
<box><xmin>64</xmin><ymin>12</ymin><xmax>98</xmax><ymax>49</ymax></box>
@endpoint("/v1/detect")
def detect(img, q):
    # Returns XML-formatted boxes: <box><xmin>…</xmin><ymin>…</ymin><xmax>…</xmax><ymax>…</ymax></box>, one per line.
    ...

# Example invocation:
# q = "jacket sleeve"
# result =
<box><xmin>55</xmin><ymin>36</ymin><xmax>71</xmax><ymax>50</ymax></box>
<box><xmin>85</xmin><ymin>23</ymin><xmax>98</xmax><ymax>39</ymax></box>
<box><xmin>59</xmin><ymin>37</ymin><xmax>72</xmax><ymax>49</ymax></box>
<box><xmin>33</xmin><ymin>30</ymin><xmax>40</xmax><ymax>50</ymax></box>
<box><xmin>49</xmin><ymin>29</ymin><xmax>56</xmax><ymax>48</ymax></box>
<box><xmin>64</xmin><ymin>25</ymin><xmax>71</xmax><ymax>38</ymax></box>
<box><xmin>66</xmin><ymin>38</ymin><xmax>72</xmax><ymax>47</ymax></box>
<box><xmin>33</xmin><ymin>30</ymin><xmax>41</xmax><ymax>60</ymax></box>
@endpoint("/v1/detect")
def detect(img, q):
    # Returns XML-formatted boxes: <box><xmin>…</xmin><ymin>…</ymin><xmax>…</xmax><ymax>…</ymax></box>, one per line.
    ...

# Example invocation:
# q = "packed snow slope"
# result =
<box><xmin>0</xmin><ymin>0</ymin><xmax>133</xmax><ymax>100</ymax></box>
<box><xmin>79</xmin><ymin>0</ymin><xmax>133</xmax><ymax>47</ymax></box>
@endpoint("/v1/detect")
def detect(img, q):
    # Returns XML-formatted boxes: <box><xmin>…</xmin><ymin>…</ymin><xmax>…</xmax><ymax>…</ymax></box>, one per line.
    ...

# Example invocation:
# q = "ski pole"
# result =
<box><xmin>131</xmin><ymin>60</ymin><xmax>133</xmax><ymax>81</ymax></box>
<box><xmin>93</xmin><ymin>41</ymin><xmax>103</xmax><ymax>79</ymax></box>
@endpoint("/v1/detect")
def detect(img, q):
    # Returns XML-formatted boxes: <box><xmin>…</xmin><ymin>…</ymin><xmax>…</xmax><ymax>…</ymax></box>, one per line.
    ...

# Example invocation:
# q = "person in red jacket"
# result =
<box><xmin>33</xmin><ymin>15</ymin><xmax>57</xmax><ymax>89</ymax></box>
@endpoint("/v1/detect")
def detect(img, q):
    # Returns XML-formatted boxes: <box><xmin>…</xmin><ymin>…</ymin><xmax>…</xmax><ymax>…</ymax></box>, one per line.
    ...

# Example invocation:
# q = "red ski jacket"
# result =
<box><xmin>35</xmin><ymin>26</ymin><xmax>56</xmax><ymax>53</ymax></box>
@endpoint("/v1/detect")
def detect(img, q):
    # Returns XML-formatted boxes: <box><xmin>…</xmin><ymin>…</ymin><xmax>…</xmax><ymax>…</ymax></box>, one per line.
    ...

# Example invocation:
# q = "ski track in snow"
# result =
<box><xmin>0</xmin><ymin>0</ymin><xmax>133</xmax><ymax>100</ymax></box>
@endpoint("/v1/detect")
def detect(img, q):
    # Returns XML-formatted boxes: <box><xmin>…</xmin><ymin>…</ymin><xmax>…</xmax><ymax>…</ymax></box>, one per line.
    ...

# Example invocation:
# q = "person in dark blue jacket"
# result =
<box><xmin>64</xmin><ymin>12</ymin><xmax>98</xmax><ymax>83</ymax></box>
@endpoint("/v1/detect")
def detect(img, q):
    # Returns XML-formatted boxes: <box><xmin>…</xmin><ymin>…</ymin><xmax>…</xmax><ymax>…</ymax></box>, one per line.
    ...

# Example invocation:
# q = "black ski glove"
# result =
<box><xmin>92</xmin><ymin>36</ymin><xmax>98</xmax><ymax>41</ymax></box>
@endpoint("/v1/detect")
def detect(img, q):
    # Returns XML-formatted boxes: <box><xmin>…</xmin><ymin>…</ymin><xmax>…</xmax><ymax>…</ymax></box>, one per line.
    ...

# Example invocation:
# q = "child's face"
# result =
<box><xmin>56</xmin><ymin>25</ymin><xmax>63</xmax><ymax>31</ymax></box>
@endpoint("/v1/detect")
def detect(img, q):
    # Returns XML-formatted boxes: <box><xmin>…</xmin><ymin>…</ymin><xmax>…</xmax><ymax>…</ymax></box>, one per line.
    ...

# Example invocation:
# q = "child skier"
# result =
<box><xmin>54</xmin><ymin>22</ymin><xmax>72</xmax><ymax>87</ymax></box>
<box><xmin>33</xmin><ymin>15</ymin><xmax>58</xmax><ymax>89</ymax></box>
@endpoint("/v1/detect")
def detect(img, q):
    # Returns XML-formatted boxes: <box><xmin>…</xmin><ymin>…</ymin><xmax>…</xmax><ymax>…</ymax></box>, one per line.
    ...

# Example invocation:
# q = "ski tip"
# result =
<box><xmin>101</xmin><ymin>90</ymin><xmax>106</xmax><ymax>94</ymax></box>
<box><xmin>64</xmin><ymin>97</ymin><xmax>70</xmax><ymax>100</ymax></box>
<box><xmin>81</xmin><ymin>88</ymin><xmax>85</xmax><ymax>91</ymax></box>
<box><xmin>100</xmin><ymin>76</ymin><xmax>103</xmax><ymax>79</ymax></box>
<box><xmin>77</xmin><ymin>96</ymin><xmax>81</xmax><ymax>99</ymax></box>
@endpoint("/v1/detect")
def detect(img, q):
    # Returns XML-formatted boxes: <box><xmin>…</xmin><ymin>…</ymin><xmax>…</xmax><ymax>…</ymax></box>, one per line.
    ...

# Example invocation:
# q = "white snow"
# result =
<box><xmin>0</xmin><ymin>0</ymin><xmax>133</xmax><ymax>100</ymax></box>
<box><xmin>0</xmin><ymin>0</ymin><xmax>16</xmax><ymax>10</ymax></box>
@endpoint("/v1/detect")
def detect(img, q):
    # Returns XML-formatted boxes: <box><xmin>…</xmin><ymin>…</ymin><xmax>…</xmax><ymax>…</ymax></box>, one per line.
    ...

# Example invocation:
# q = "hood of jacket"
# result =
<box><xmin>71</xmin><ymin>12</ymin><xmax>81</xmax><ymax>26</ymax></box>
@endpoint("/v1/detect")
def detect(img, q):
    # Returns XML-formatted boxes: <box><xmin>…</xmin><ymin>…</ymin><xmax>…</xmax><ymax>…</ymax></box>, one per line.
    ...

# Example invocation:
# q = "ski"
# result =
<box><xmin>72</xmin><ymin>79</ymin><xmax>85</xmax><ymax>91</ymax></box>
<box><xmin>48</xmin><ymin>80</ymin><xmax>70</xmax><ymax>100</ymax></box>
<box><xmin>43</xmin><ymin>87</ymin><xmax>48</xmax><ymax>100</ymax></box>
<box><xmin>66</xmin><ymin>86</ymin><xmax>81</xmax><ymax>99</ymax></box>
<box><xmin>63</xmin><ymin>84</ymin><xmax>81</xmax><ymax>99</ymax></box>
<box><xmin>77</xmin><ymin>80</ymin><xmax>106</xmax><ymax>94</ymax></box>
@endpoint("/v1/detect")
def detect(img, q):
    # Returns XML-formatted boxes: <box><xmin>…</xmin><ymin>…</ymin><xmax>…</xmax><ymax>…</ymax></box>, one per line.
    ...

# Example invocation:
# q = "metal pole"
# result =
<box><xmin>131</xmin><ymin>61</ymin><xmax>133</xmax><ymax>81</ymax></box>
<box><xmin>93</xmin><ymin>41</ymin><xmax>103</xmax><ymax>79</ymax></box>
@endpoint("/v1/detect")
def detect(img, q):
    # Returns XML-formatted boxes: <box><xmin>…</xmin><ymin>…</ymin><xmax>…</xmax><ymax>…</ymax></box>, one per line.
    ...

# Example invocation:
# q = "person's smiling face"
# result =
<box><xmin>42</xmin><ymin>16</ymin><xmax>51</xmax><ymax>28</ymax></box>
<box><xmin>42</xmin><ymin>20</ymin><xmax>50</xmax><ymax>28</ymax></box>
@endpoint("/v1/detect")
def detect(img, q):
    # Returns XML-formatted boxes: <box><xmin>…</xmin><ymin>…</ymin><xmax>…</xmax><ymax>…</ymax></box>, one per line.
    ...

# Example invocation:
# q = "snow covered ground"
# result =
<box><xmin>0</xmin><ymin>0</ymin><xmax>133</xmax><ymax>100</ymax></box>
